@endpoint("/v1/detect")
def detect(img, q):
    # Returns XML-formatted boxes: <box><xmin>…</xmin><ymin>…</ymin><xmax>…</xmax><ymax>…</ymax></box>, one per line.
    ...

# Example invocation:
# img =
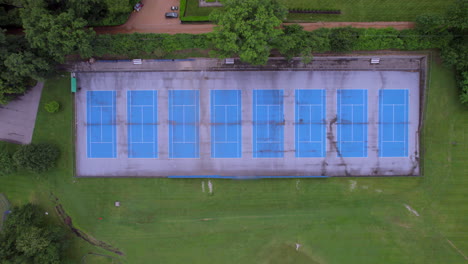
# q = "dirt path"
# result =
<box><xmin>94</xmin><ymin>0</ymin><xmax>414</xmax><ymax>34</ymax></box>
<box><xmin>95</xmin><ymin>21</ymin><xmax>414</xmax><ymax>35</ymax></box>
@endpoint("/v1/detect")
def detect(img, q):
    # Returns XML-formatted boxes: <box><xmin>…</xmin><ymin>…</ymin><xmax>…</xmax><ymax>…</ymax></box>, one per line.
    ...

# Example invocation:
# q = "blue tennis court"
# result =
<box><xmin>295</xmin><ymin>90</ymin><xmax>326</xmax><ymax>157</ymax></box>
<box><xmin>379</xmin><ymin>90</ymin><xmax>409</xmax><ymax>157</ymax></box>
<box><xmin>169</xmin><ymin>90</ymin><xmax>200</xmax><ymax>158</ymax></box>
<box><xmin>253</xmin><ymin>90</ymin><xmax>284</xmax><ymax>158</ymax></box>
<box><xmin>337</xmin><ymin>89</ymin><xmax>368</xmax><ymax>157</ymax></box>
<box><xmin>86</xmin><ymin>91</ymin><xmax>116</xmax><ymax>158</ymax></box>
<box><xmin>211</xmin><ymin>90</ymin><xmax>242</xmax><ymax>158</ymax></box>
<box><xmin>127</xmin><ymin>90</ymin><xmax>158</xmax><ymax>158</ymax></box>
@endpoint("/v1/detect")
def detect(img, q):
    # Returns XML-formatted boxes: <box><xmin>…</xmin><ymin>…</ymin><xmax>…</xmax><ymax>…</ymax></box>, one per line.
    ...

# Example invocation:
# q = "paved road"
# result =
<box><xmin>0</xmin><ymin>82</ymin><xmax>44</xmax><ymax>144</ymax></box>
<box><xmin>94</xmin><ymin>0</ymin><xmax>414</xmax><ymax>35</ymax></box>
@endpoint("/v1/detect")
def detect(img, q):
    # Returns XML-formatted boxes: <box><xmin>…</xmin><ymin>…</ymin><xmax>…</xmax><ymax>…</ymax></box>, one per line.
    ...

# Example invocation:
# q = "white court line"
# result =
<box><xmin>213</xmin><ymin>104</ymin><xmax>239</xmax><ymax>107</ymax></box>
<box><xmin>393</xmin><ymin>105</ymin><xmax>395</xmax><ymax>141</ymax></box>
<box><xmin>295</xmin><ymin>90</ymin><xmax>326</xmax><ymax>156</ymax></box>
<box><xmin>380</xmin><ymin>91</ymin><xmax>384</xmax><ymax>156</ymax></box>
<box><xmin>225</xmin><ymin>106</ymin><xmax>228</xmax><ymax>143</ymax></box>
<box><xmin>338</xmin><ymin>90</ymin><xmax>367</xmax><ymax>157</ymax></box>
<box><xmin>351</xmin><ymin>106</ymin><xmax>354</xmax><ymax>140</ymax></box>
<box><xmin>322</xmin><ymin>90</ymin><xmax>325</xmax><ymax>156</ymax></box>
<box><xmin>340</xmin><ymin>104</ymin><xmax>364</xmax><ymax>106</ymax></box>
<box><xmin>128</xmin><ymin>91</ymin><xmax>158</xmax><ymax>157</ymax></box>
<box><xmin>236</xmin><ymin>91</ymin><xmax>240</xmax><ymax>157</ymax></box>
<box><xmin>212</xmin><ymin>90</ymin><xmax>240</xmax><ymax>157</ymax></box>
<box><xmin>153</xmin><ymin>90</ymin><xmax>156</xmax><ymax>156</ymax></box>
<box><xmin>112</xmin><ymin>91</ymin><xmax>116</xmax><ymax>157</ymax></box>
<box><xmin>255</xmin><ymin>104</ymin><xmax>282</xmax><ymax>107</ymax></box>
<box><xmin>380</xmin><ymin>90</ymin><xmax>409</xmax><ymax>156</ymax></box>
<box><xmin>88</xmin><ymin>92</ymin><xmax>117</xmax><ymax>158</ymax></box>
<box><xmin>129</xmin><ymin>104</ymin><xmax>155</xmax><ymax>107</ymax></box>
<box><xmin>212</xmin><ymin>92</ymin><xmax>216</xmax><ymax>157</ymax></box>
<box><xmin>362</xmin><ymin>90</ymin><xmax>365</xmax><ymax>157</ymax></box>
<box><xmin>405</xmin><ymin>90</ymin><xmax>408</xmax><ymax>156</ymax></box>
<box><xmin>100</xmin><ymin>107</ymin><xmax>103</xmax><ymax>142</ymax></box>
<box><xmin>254</xmin><ymin>92</ymin><xmax>283</xmax><ymax>156</ymax></box>
<box><xmin>129</xmin><ymin>91</ymin><xmax>132</xmax><ymax>157</ymax></box>
<box><xmin>169</xmin><ymin>91</ymin><xmax>199</xmax><ymax>158</ymax></box>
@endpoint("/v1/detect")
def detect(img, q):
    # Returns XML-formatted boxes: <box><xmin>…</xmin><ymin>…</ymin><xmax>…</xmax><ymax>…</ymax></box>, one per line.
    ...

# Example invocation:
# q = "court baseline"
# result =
<box><xmin>210</xmin><ymin>90</ymin><xmax>242</xmax><ymax>158</ymax></box>
<box><xmin>86</xmin><ymin>91</ymin><xmax>117</xmax><ymax>158</ymax></box>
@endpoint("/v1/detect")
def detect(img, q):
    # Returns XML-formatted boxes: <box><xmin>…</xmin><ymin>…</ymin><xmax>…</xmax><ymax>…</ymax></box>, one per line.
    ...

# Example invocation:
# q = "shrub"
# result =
<box><xmin>180</xmin><ymin>16</ymin><xmax>211</xmax><ymax>22</ymax></box>
<box><xmin>0</xmin><ymin>150</ymin><xmax>15</xmax><ymax>176</ymax></box>
<box><xmin>329</xmin><ymin>27</ymin><xmax>360</xmax><ymax>52</ymax></box>
<box><xmin>92</xmin><ymin>33</ymin><xmax>210</xmax><ymax>58</ymax></box>
<box><xmin>13</xmin><ymin>144</ymin><xmax>60</xmax><ymax>173</ymax></box>
<box><xmin>44</xmin><ymin>101</ymin><xmax>60</xmax><ymax>113</ymax></box>
<box><xmin>180</xmin><ymin>0</ymin><xmax>187</xmax><ymax>17</ymax></box>
<box><xmin>459</xmin><ymin>71</ymin><xmax>468</xmax><ymax>104</ymax></box>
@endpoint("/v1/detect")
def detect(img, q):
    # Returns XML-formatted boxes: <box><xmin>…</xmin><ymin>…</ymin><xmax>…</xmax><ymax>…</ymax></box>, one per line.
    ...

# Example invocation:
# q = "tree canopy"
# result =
<box><xmin>0</xmin><ymin>203</ymin><xmax>65</xmax><ymax>263</ymax></box>
<box><xmin>0</xmin><ymin>0</ymin><xmax>96</xmax><ymax>105</ymax></box>
<box><xmin>415</xmin><ymin>0</ymin><xmax>468</xmax><ymax>105</ymax></box>
<box><xmin>0</xmin><ymin>30</ymin><xmax>47</xmax><ymax>104</ymax></box>
<box><xmin>209</xmin><ymin>0</ymin><xmax>287</xmax><ymax>65</ymax></box>
<box><xmin>21</xmin><ymin>0</ymin><xmax>95</xmax><ymax>63</ymax></box>
<box><xmin>13</xmin><ymin>144</ymin><xmax>60</xmax><ymax>173</ymax></box>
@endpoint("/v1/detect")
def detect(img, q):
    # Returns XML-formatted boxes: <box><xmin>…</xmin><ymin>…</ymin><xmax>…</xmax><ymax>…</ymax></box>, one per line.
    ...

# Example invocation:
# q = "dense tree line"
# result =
<box><xmin>0</xmin><ymin>143</ymin><xmax>60</xmax><ymax>176</ymax></box>
<box><xmin>0</xmin><ymin>203</ymin><xmax>66</xmax><ymax>263</ymax></box>
<box><xmin>206</xmin><ymin>0</ymin><xmax>467</xmax><ymax>104</ymax></box>
<box><xmin>0</xmin><ymin>0</ymin><xmax>133</xmax><ymax>105</ymax></box>
<box><xmin>414</xmin><ymin>0</ymin><xmax>468</xmax><ymax>104</ymax></box>
<box><xmin>0</xmin><ymin>29</ymin><xmax>53</xmax><ymax>104</ymax></box>
<box><xmin>0</xmin><ymin>0</ymin><xmax>466</xmax><ymax>105</ymax></box>
<box><xmin>209</xmin><ymin>0</ymin><xmax>288</xmax><ymax>65</ymax></box>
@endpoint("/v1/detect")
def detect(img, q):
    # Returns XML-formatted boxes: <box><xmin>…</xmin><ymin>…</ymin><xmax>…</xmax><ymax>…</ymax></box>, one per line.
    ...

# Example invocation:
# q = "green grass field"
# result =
<box><xmin>184</xmin><ymin>0</ymin><xmax>456</xmax><ymax>22</ymax></box>
<box><xmin>0</xmin><ymin>55</ymin><xmax>467</xmax><ymax>263</ymax></box>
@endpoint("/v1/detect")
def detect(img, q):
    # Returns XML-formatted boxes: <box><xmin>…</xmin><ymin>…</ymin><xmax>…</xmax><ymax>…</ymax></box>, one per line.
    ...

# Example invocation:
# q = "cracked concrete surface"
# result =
<box><xmin>74</xmin><ymin>65</ymin><xmax>421</xmax><ymax>177</ymax></box>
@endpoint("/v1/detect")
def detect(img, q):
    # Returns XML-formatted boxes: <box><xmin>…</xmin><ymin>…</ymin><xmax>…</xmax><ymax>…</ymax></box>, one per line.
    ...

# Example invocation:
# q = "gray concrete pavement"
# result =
<box><xmin>0</xmin><ymin>82</ymin><xmax>43</xmax><ymax>144</ymax></box>
<box><xmin>72</xmin><ymin>56</ymin><xmax>424</xmax><ymax>73</ymax></box>
<box><xmin>75</xmin><ymin>69</ymin><xmax>420</xmax><ymax>177</ymax></box>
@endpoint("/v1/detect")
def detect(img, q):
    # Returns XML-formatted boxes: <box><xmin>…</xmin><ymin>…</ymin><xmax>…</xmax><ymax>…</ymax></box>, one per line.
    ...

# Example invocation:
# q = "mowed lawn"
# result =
<box><xmin>0</xmin><ymin>55</ymin><xmax>467</xmax><ymax>263</ymax></box>
<box><xmin>184</xmin><ymin>0</ymin><xmax>455</xmax><ymax>22</ymax></box>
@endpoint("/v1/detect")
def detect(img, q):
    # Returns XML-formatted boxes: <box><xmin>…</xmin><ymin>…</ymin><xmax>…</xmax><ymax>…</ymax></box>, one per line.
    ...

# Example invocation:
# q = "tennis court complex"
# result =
<box><xmin>75</xmin><ymin>70</ymin><xmax>420</xmax><ymax>177</ymax></box>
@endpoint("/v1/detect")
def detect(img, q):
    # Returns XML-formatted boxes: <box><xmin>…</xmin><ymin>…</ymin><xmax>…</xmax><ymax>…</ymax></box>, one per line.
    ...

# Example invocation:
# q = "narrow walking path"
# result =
<box><xmin>0</xmin><ymin>82</ymin><xmax>44</xmax><ymax>144</ymax></box>
<box><xmin>94</xmin><ymin>0</ymin><xmax>414</xmax><ymax>34</ymax></box>
<box><xmin>95</xmin><ymin>21</ymin><xmax>414</xmax><ymax>34</ymax></box>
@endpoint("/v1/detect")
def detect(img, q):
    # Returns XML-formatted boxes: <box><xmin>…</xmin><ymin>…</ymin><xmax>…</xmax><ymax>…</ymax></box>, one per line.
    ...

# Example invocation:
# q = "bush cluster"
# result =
<box><xmin>90</xmin><ymin>23</ymin><xmax>466</xmax><ymax>104</ymax></box>
<box><xmin>92</xmin><ymin>33</ymin><xmax>210</xmax><ymax>58</ymax></box>
<box><xmin>0</xmin><ymin>150</ymin><xmax>15</xmax><ymax>176</ymax></box>
<box><xmin>279</xmin><ymin>26</ymin><xmax>436</xmax><ymax>54</ymax></box>
<box><xmin>181</xmin><ymin>16</ymin><xmax>211</xmax><ymax>22</ymax></box>
<box><xmin>12</xmin><ymin>144</ymin><xmax>60</xmax><ymax>173</ymax></box>
<box><xmin>0</xmin><ymin>203</ymin><xmax>65</xmax><ymax>263</ymax></box>
<box><xmin>44</xmin><ymin>101</ymin><xmax>60</xmax><ymax>113</ymax></box>
<box><xmin>288</xmin><ymin>9</ymin><xmax>341</xmax><ymax>14</ymax></box>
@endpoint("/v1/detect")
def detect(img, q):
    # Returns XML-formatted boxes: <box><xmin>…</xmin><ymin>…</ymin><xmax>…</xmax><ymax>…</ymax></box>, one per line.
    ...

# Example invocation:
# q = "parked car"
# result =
<box><xmin>165</xmin><ymin>12</ymin><xmax>178</xmax><ymax>18</ymax></box>
<box><xmin>134</xmin><ymin>2</ymin><xmax>144</xmax><ymax>12</ymax></box>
